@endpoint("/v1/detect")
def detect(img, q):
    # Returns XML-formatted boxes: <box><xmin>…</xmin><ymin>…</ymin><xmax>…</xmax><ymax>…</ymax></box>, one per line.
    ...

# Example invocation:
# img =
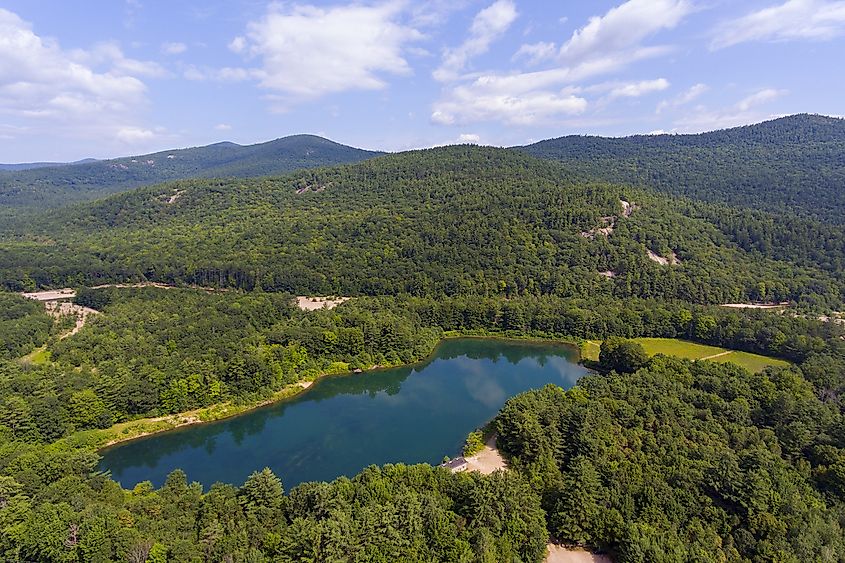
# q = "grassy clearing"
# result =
<box><xmin>20</xmin><ymin>345</ymin><xmax>51</xmax><ymax>365</ymax></box>
<box><xmin>710</xmin><ymin>350</ymin><xmax>791</xmax><ymax>372</ymax></box>
<box><xmin>584</xmin><ymin>337</ymin><xmax>789</xmax><ymax>373</ymax></box>
<box><xmin>581</xmin><ymin>340</ymin><xmax>602</xmax><ymax>362</ymax></box>
<box><xmin>634</xmin><ymin>338</ymin><xmax>727</xmax><ymax>360</ymax></box>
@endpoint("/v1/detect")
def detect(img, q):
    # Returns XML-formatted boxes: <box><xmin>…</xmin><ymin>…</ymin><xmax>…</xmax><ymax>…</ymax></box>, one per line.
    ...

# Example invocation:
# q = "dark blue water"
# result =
<box><xmin>100</xmin><ymin>339</ymin><xmax>587</xmax><ymax>489</ymax></box>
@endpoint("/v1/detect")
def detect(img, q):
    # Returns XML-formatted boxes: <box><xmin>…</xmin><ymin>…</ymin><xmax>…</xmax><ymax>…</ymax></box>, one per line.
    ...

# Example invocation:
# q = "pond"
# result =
<box><xmin>100</xmin><ymin>338</ymin><xmax>588</xmax><ymax>490</ymax></box>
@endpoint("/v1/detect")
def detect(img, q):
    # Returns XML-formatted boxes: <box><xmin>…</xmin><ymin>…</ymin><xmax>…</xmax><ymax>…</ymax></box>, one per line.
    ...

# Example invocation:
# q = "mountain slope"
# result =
<box><xmin>519</xmin><ymin>114</ymin><xmax>845</xmax><ymax>223</ymax></box>
<box><xmin>2</xmin><ymin>146</ymin><xmax>842</xmax><ymax>307</ymax></box>
<box><xmin>0</xmin><ymin>158</ymin><xmax>98</xmax><ymax>171</ymax></box>
<box><xmin>0</xmin><ymin>135</ymin><xmax>382</xmax><ymax>208</ymax></box>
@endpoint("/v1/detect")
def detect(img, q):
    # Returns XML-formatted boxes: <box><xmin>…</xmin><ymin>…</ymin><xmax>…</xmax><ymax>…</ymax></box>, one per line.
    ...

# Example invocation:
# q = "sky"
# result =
<box><xmin>0</xmin><ymin>0</ymin><xmax>844</xmax><ymax>162</ymax></box>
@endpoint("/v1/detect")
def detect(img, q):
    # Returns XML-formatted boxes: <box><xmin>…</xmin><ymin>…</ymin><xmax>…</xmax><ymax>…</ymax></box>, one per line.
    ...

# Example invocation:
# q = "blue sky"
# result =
<box><xmin>1</xmin><ymin>0</ymin><xmax>844</xmax><ymax>161</ymax></box>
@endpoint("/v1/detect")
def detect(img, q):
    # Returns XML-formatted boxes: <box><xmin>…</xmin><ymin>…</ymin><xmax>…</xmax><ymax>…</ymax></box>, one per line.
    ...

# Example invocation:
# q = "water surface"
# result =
<box><xmin>100</xmin><ymin>338</ymin><xmax>587</xmax><ymax>489</ymax></box>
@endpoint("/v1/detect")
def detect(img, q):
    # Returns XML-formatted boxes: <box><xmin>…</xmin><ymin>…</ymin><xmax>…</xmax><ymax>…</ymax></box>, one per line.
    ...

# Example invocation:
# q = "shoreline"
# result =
<box><xmin>72</xmin><ymin>334</ymin><xmax>581</xmax><ymax>452</ymax></box>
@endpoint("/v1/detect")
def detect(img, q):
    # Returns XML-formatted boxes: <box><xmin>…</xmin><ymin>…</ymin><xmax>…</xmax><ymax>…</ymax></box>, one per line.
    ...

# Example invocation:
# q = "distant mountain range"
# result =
<box><xmin>0</xmin><ymin>135</ymin><xmax>382</xmax><ymax>208</ymax></box>
<box><xmin>519</xmin><ymin>113</ymin><xmax>845</xmax><ymax>223</ymax></box>
<box><xmin>1</xmin><ymin>114</ymin><xmax>843</xmax><ymax>223</ymax></box>
<box><xmin>0</xmin><ymin>158</ymin><xmax>98</xmax><ymax>172</ymax></box>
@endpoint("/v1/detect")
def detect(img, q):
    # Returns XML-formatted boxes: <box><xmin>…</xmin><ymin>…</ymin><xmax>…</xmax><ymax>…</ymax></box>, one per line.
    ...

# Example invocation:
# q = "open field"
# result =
<box><xmin>582</xmin><ymin>338</ymin><xmax>789</xmax><ymax>373</ymax></box>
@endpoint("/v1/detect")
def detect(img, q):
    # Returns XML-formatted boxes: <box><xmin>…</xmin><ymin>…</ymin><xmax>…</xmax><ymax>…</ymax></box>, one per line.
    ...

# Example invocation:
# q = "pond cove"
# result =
<box><xmin>100</xmin><ymin>338</ymin><xmax>587</xmax><ymax>489</ymax></box>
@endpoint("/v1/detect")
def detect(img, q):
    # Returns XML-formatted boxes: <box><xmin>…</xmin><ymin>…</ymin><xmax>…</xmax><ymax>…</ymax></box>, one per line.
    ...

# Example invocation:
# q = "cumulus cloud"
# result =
<box><xmin>214</xmin><ymin>123</ymin><xmax>232</xmax><ymax>131</ymax></box>
<box><xmin>512</xmin><ymin>41</ymin><xmax>557</xmax><ymax>65</ymax></box>
<box><xmin>230</xmin><ymin>2</ymin><xmax>423</xmax><ymax>102</ymax></box>
<box><xmin>434</xmin><ymin>0</ymin><xmax>518</xmax><ymax>81</ymax></box>
<box><xmin>0</xmin><ymin>8</ymin><xmax>160</xmax><ymax>146</ymax></box>
<box><xmin>560</xmin><ymin>0</ymin><xmax>693</xmax><ymax>62</ymax></box>
<box><xmin>161</xmin><ymin>41</ymin><xmax>187</xmax><ymax>55</ymax></box>
<box><xmin>432</xmin><ymin>0</ymin><xmax>691</xmax><ymax>126</ymax></box>
<box><xmin>116</xmin><ymin>126</ymin><xmax>156</xmax><ymax>143</ymax></box>
<box><xmin>711</xmin><ymin>0</ymin><xmax>845</xmax><ymax>49</ymax></box>
<box><xmin>674</xmin><ymin>88</ymin><xmax>787</xmax><ymax>131</ymax></box>
<box><xmin>431</xmin><ymin>83</ymin><xmax>587</xmax><ymax>126</ymax></box>
<box><xmin>457</xmin><ymin>133</ymin><xmax>481</xmax><ymax>143</ymax></box>
<box><xmin>656</xmin><ymin>82</ymin><xmax>708</xmax><ymax>113</ymax></box>
<box><xmin>736</xmin><ymin>88</ymin><xmax>786</xmax><ymax>111</ymax></box>
<box><xmin>608</xmin><ymin>78</ymin><xmax>670</xmax><ymax>98</ymax></box>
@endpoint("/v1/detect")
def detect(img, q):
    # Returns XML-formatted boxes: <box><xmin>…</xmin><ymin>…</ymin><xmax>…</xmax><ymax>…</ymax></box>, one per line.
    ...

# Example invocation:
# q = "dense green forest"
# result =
<box><xmin>1</xmin><ymin>286</ymin><xmax>844</xmax><ymax>561</ymax></box>
<box><xmin>2</xmin><ymin>146</ymin><xmax>843</xmax><ymax>308</ymax></box>
<box><xmin>495</xmin><ymin>355</ymin><xmax>845</xmax><ymax>561</ymax></box>
<box><xmin>2</xmin><ymin>116</ymin><xmax>845</xmax><ymax>561</ymax></box>
<box><xmin>520</xmin><ymin>114</ymin><xmax>845</xmax><ymax>224</ymax></box>
<box><xmin>0</xmin><ymin>135</ymin><xmax>380</xmax><ymax>209</ymax></box>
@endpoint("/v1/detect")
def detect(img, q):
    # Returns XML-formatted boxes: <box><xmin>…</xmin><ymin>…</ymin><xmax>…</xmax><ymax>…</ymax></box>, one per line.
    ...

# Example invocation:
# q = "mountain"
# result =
<box><xmin>2</xmin><ymin>145</ymin><xmax>842</xmax><ymax>308</ymax></box>
<box><xmin>0</xmin><ymin>158</ymin><xmax>98</xmax><ymax>171</ymax></box>
<box><xmin>519</xmin><ymin>114</ymin><xmax>845</xmax><ymax>224</ymax></box>
<box><xmin>0</xmin><ymin>135</ymin><xmax>382</xmax><ymax>208</ymax></box>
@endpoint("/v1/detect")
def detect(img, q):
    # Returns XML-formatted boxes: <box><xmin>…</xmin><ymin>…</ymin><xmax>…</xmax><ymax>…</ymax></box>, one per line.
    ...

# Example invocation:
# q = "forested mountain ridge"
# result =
<box><xmin>520</xmin><ymin>114</ymin><xmax>845</xmax><ymax>223</ymax></box>
<box><xmin>0</xmin><ymin>134</ymin><xmax>382</xmax><ymax>208</ymax></box>
<box><xmin>2</xmin><ymin>146</ymin><xmax>843</xmax><ymax>307</ymax></box>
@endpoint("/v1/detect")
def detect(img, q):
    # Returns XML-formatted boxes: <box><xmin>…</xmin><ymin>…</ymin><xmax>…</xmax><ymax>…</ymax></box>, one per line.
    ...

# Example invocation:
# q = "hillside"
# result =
<box><xmin>2</xmin><ymin>146</ymin><xmax>842</xmax><ymax>307</ymax></box>
<box><xmin>0</xmin><ymin>135</ymin><xmax>382</xmax><ymax>208</ymax></box>
<box><xmin>0</xmin><ymin>158</ymin><xmax>98</xmax><ymax>171</ymax></box>
<box><xmin>520</xmin><ymin>114</ymin><xmax>845</xmax><ymax>224</ymax></box>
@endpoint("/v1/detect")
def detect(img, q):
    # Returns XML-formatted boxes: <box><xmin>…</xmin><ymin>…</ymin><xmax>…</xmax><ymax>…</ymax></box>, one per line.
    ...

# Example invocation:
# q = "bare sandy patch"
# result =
<box><xmin>296</xmin><ymin>296</ymin><xmax>351</xmax><ymax>311</ymax></box>
<box><xmin>298</xmin><ymin>381</ymin><xmax>314</xmax><ymax>390</ymax></box>
<box><xmin>546</xmin><ymin>544</ymin><xmax>612</xmax><ymax>563</ymax></box>
<box><xmin>22</xmin><ymin>288</ymin><xmax>76</xmax><ymax>301</ymax></box>
<box><xmin>598</xmin><ymin>271</ymin><xmax>617</xmax><ymax>278</ymax></box>
<box><xmin>647</xmin><ymin>249</ymin><xmax>680</xmax><ymax>266</ymax></box>
<box><xmin>721</xmin><ymin>303</ymin><xmax>788</xmax><ymax>310</ymax></box>
<box><xmin>464</xmin><ymin>435</ymin><xmax>507</xmax><ymax>475</ymax></box>
<box><xmin>45</xmin><ymin>301</ymin><xmax>100</xmax><ymax>339</ymax></box>
<box><xmin>619</xmin><ymin>199</ymin><xmax>638</xmax><ymax>218</ymax></box>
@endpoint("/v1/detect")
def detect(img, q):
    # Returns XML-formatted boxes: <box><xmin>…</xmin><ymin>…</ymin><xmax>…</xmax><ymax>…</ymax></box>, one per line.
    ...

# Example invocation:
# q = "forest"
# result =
<box><xmin>1</xmin><ymin>115</ymin><xmax>845</xmax><ymax>561</ymax></box>
<box><xmin>1</xmin><ymin>285</ymin><xmax>844</xmax><ymax>561</ymax></box>
<box><xmin>1</xmin><ymin>145</ymin><xmax>844</xmax><ymax>310</ymax></box>
<box><xmin>0</xmin><ymin>135</ymin><xmax>379</xmax><ymax>209</ymax></box>
<box><xmin>521</xmin><ymin>114</ymin><xmax>845</xmax><ymax>224</ymax></box>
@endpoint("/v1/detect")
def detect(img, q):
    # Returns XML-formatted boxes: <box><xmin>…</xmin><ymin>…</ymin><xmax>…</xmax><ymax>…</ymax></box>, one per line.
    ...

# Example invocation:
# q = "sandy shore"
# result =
<box><xmin>464</xmin><ymin>436</ymin><xmax>507</xmax><ymax>474</ymax></box>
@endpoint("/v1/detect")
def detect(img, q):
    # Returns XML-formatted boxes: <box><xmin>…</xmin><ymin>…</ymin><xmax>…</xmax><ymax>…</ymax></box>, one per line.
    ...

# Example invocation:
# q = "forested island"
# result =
<box><xmin>1</xmin><ymin>116</ymin><xmax>845</xmax><ymax>562</ymax></box>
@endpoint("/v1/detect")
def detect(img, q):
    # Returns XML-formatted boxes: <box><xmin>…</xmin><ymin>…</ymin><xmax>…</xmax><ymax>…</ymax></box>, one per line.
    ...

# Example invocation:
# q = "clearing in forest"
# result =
<box><xmin>583</xmin><ymin>338</ymin><xmax>789</xmax><ymax>373</ymax></box>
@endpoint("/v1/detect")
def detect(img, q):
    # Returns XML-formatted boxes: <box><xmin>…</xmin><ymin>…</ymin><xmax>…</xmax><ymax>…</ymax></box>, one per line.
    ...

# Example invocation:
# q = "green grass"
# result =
<box><xmin>586</xmin><ymin>337</ymin><xmax>789</xmax><ymax>373</ymax></box>
<box><xmin>581</xmin><ymin>340</ymin><xmax>602</xmax><ymax>362</ymax></box>
<box><xmin>710</xmin><ymin>350</ymin><xmax>791</xmax><ymax>372</ymax></box>
<box><xmin>634</xmin><ymin>338</ymin><xmax>727</xmax><ymax>360</ymax></box>
<box><xmin>20</xmin><ymin>345</ymin><xmax>51</xmax><ymax>365</ymax></box>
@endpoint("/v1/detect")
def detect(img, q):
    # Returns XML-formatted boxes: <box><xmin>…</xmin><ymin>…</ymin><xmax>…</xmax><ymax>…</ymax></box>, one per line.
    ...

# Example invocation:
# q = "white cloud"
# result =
<box><xmin>432</xmin><ymin>84</ymin><xmax>587</xmax><ymax>126</ymax></box>
<box><xmin>674</xmin><ymin>88</ymin><xmax>788</xmax><ymax>131</ymax></box>
<box><xmin>608</xmin><ymin>78</ymin><xmax>670</xmax><ymax>98</ymax></box>
<box><xmin>116</xmin><ymin>126</ymin><xmax>155</xmax><ymax>143</ymax></box>
<box><xmin>736</xmin><ymin>88</ymin><xmax>786</xmax><ymax>111</ymax></box>
<box><xmin>214</xmin><ymin>123</ymin><xmax>232</xmax><ymax>131</ymax></box>
<box><xmin>431</xmin><ymin>0</ymin><xmax>691</xmax><ymax>127</ymax></box>
<box><xmin>161</xmin><ymin>41</ymin><xmax>187</xmax><ymax>55</ymax></box>
<box><xmin>512</xmin><ymin>41</ymin><xmax>557</xmax><ymax>65</ymax></box>
<box><xmin>560</xmin><ymin>0</ymin><xmax>693</xmax><ymax>62</ymax></box>
<box><xmin>231</xmin><ymin>2</ymin><xmax>423</xmax><ymax>102</ymax></box>
<box><xmin>434</xmin><ymin>0</ymin><xmax>518</xmax><ymax>81</ymax></box>
<box><xmin>71</xmin><ymin>41</ymin><xmax>168</xmax><ymax>78</ymax></box>
<box><xmin>228</xmin><ymin>36</ymin><xmax>246</xmax><ymax>53</ymax></box>
<box><xmin>457</xmin><ymin>133</ymin><xmax>480</xmax><ymax>143</ymax></box>
<box><xmin>0</xmin><ymin>8</ymin><xmax>159</xmax><ymax>146</ymax></box>
<box><xmin>656</xmin><ymin>82</ymin><xmax>708</xmax><ymax>113</ymax></box>
<box><xmin>711</xmin><ymin>0</ymin><xmax>845</xmax><ymax>49</ymax></box>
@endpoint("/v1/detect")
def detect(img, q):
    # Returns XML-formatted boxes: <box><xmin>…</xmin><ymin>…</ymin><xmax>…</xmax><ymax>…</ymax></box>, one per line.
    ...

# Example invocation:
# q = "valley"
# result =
<box><xmin>1</xmin><ymin>116</ymin><xmax>844</xmax><ymax>563</ymax></box>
